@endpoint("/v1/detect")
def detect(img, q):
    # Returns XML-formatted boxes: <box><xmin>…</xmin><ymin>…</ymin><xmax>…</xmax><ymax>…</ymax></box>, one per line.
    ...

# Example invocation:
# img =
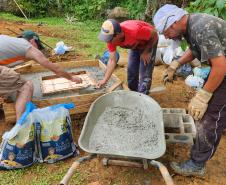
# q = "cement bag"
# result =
<box><xmin>33</xmin><ymin>103</ymin><xmax>78</xmax><ymax>163</ymax></box>
<box><xmin>0</xmin><ymin>102</ymin><xmax>37</xmax><ymax>170</ymax></box>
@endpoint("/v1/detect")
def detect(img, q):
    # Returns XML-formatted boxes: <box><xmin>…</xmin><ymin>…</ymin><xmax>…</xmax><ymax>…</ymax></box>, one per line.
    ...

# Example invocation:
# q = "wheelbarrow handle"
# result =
<box><xmin>60</xmin><ymin>161</ymin><xmax>80</xmax><ymax>185</ymax></box>
<box><xmin>60</xmin><ymin>154</ymin><xmax>96</xmax><ymax>185</ymax></box>
<box><xmin>150</xmin><ymin>160</ymin><xmax>175</xmax><ymax>185</ymax></box>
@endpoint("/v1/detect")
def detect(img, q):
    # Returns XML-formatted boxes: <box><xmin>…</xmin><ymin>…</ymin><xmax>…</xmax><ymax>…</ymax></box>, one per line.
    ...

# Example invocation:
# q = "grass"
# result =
<box><xmin>0</xmin><ymin>12</ymin><xmax>106</xmax><ymax>59</ymax></box>
<box><xmin>0</xmin><ymin>161</ymin><xmax>87</xmax><ymax>185</ymax></box>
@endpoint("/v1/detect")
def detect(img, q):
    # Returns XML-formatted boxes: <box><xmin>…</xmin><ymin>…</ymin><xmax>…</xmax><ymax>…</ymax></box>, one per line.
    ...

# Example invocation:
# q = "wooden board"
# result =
<box><xmin>3</xmin><ymin>60</ymin><xmax>126</xmax><ymax>123</ymax></box>
<box><xmin>41</xmin><ymin>71</ymin><xmax>96</xmax><ymax>95</ymax></box>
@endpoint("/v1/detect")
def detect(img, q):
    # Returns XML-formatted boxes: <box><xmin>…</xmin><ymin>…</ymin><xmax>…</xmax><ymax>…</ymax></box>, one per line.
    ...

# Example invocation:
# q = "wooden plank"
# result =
<box><xmin>13</xmin><ymin>61</ymin><xmax>33</xmax><ymax>70</ymax></box>
<box><xmin>107</xmin><ymin>81</ymin><xmax>123</xmax><ymax>93</ymax></box>
<box><xmin>98</xmin><ymin>59</ymin><xmax>107</xmax><ymax>70</ymax></box>
<box><xmin>98</xmin><ymin>59</ymin><xmax>124</xmax><ymax>90</ymax></box>
<box><xmin>42</xmin><ymin>71</ymin><xmax>86</xmax><ymax>80</ymax></box>
<box><xmin>3</xmin><ymin>92</ymin><xmax>104</xmax><ymax>123</ymax></box>
<box><xmin>15</xmin><ymin>60</ymin><xmax>100</xmax><ymax>74</ymax></box>
<box><xmin>3</xmin><ymin>59</ymin><xmax>127</xmax><ymax>123</ymax></box>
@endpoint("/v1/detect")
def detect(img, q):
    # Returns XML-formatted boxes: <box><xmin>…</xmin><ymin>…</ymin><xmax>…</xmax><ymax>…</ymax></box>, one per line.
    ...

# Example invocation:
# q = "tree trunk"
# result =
<box><xmin>144</xmin><ymin>0</ymin><xmax>190</xmax><ymax>23</ymax></box>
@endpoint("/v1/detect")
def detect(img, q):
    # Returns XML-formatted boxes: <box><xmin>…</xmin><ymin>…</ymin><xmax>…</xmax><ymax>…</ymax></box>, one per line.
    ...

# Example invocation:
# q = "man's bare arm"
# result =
<box><xmin>203</xmin><ymin>55</ymin><xmax>226</xmax><ymax>93</ymax></box>
<box><xmin>25</xmin><ymin>46</ymin><xmax>82</xmax><ymax>83</ymax></box>
<box><xmin>96</xmin><ymin>51</ymin><xmax>117</xmax><ymax>88</ymax></box>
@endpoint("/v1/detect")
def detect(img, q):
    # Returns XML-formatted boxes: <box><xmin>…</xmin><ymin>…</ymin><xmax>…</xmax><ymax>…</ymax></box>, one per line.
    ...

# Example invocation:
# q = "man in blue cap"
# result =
<box><xmin>153</xmin><ymin>4</ymin><xmax>226</xmax><ymax>177</ymax></box>
<box><xmin>0</xmin><ymin>30</ymin><xmax>82</xmax><ymax>122</ymax></box>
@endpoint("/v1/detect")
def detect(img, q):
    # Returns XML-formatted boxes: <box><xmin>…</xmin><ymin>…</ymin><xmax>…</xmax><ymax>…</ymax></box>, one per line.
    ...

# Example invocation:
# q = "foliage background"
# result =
<box><xmin>3</xmin><ymin>0</ymin><xmax>226</xmax><ymax>20</ymax></box>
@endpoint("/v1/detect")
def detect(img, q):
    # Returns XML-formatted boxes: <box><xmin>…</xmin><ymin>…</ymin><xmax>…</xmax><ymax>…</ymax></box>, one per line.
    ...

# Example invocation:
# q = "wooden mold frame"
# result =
<box><xmin>40</xmin><ymin>71</ymin><xmax>96</xmax><ymax>95</ymax></box>
<box><xmin>2</xmin><ymin>60</ymin><xmax>128</xmax><ymax>123</ymax></box>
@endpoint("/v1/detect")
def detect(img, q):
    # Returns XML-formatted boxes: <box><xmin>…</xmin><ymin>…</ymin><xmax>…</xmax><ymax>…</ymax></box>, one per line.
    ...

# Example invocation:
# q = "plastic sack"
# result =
<box><xmin>54</xmin><ymin>41</ymin><xmax>72</xmax><ymax>55</ymax></box>
<box><xmin>154</xmin><ymin>48</ymin><xmax>163</xmax><ymax>66</ymax></box>
<box><xmin>100</xmin><ymin>50</ymin><xmax>120</xmax><ymax>65</ymax></box>
<box><xmin>193</xmin><ymin>67</ymin><xmax>210</xmax><ymax>79</ymax></box>
<box><xmin>163</xmin><ymin>46</ymin><xmax>174</xmax><ymax>65</ymax></box>
<box><xmin>162</xmin><ymin>39</ymin><xmax>182</xmax><ymax>65</ymax></box>
<box><xmin>3</xmin><ymin>102</ymin><xmax>36</xmax><ymax>141</ymax></box>
<box><xmin>0</xmin><ymin>102</ymin><xmax>36</xmax><ymax>170</ymax></box>
<box><xmin>185</xmin><ymin>75</ymin><xmax>204</xmax><ymax>89</ymax></box>
<box><xmin>33</xmin><ymin>103</ymin><xmax>78</xmax><ymax>163</ymax></box>
<box><xmin>176</xmin><ymin>63</ymin><xmax>193</xmax><ymax>78</ymax></box>
<box><xmin>158</xmin><ymin>35</ymin><xmax>171</xmax><ymax>46</ymax></box>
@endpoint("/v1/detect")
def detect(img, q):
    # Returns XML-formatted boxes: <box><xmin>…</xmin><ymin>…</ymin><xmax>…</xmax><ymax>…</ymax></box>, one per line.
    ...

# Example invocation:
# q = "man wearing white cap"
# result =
<box><xmin>97</xmin><ymin>19</ymin><xmax>158</xmax><ymax>94</ymax></box>
<box><xmin>154</xmin><ymin>4</ymin><xmax>226</xmax><ymax>177</ymax></box>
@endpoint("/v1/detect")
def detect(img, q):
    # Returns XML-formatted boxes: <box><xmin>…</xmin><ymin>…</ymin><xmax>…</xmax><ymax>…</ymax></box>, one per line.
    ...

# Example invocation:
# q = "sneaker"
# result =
<box><xmin>170</xmin><ymin>159</ymin><xmax>206</xmax><ymax>177</ymax></box>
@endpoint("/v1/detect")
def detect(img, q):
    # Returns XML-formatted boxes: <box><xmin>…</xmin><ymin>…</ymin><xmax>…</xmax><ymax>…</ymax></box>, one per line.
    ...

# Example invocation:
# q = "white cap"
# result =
<box><xmin>153</xmin><ymin>4</ymin><xmax>187</xmax><ymax>33</ymax></box>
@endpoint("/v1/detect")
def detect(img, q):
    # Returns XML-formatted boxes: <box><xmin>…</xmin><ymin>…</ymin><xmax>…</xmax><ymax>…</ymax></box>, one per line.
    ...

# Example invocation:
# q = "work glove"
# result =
<box><xmin>163</xmin><ymin>60</ymin><xmax>181</xmax><ymax>84</ymax></box>
<box><xmin>188</xmin><ymin>88</ymin><xmax>213</xmax><ymax>121</ymax></box>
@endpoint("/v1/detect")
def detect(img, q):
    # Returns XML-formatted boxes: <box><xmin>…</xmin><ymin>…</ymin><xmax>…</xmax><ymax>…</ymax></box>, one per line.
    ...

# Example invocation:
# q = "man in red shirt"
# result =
<box><xmin>97</xmin><ymin>19</ymin><xmax>158</xmax><ymax>94</ymax></box>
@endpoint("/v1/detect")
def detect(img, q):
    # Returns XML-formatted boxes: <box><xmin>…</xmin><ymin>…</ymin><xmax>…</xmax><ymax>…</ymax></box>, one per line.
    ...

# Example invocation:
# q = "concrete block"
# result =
<box><xmin>162</xmin><ymin>108</ymin><xmax>186</xmax><ymax>115</ymax></box>
<box><xmin>182</xmin><ymin>114</ymin><xmax>196</xmax><ymax>138</ymax></box>
<box><xmin>163</xmin><ymin>113</ymin><xmax>184</xmax><ymax>133</ymax></box>
<box><xmin>165</xmin><ymin>133</ymin><xmax>194</xmax><ymax>145</ymax></box>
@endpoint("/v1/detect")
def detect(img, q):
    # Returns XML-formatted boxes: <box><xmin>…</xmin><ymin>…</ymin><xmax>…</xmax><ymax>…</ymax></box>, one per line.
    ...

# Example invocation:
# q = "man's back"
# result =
<box><xmin>185</xmin><ymin>13</ymin><xmax>226</xmax><ymax>62</ymax></box>
<box><xmin>107</xmin><ymin>20</ymin><xmax>157</xmax><ymax>51</ymax></box>
<box><xmin>0</xmin><ymin>35</ymin><xmax>31</xmax><ymax>67</ymax></box>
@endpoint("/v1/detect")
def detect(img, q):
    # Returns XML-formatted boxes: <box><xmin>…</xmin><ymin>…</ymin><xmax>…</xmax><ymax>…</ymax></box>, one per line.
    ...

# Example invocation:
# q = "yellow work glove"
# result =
<box><xmin>163</xmin><ymin>60</ymin><xmax>181</xmax><ymax>84</ymax></box>
<box><xmin>188</xmin><ymin>88</ymin><xmax>213</xmax><ymax>121</ymax></box>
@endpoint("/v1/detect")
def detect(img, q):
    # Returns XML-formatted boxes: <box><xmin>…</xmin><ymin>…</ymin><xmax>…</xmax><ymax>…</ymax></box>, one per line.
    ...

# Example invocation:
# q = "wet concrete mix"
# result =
<box><xmin>89</xmin><ymin>106</ymin><xmax>160</xmax><ymax>157</ymax></box>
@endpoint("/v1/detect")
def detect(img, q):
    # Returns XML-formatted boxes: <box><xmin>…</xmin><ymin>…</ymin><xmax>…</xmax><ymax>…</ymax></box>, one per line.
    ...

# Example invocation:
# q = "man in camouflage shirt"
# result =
<box><xmin>154</xmin><ymin>4</ymin><xmax>226</xmax><ymax>177</ymax></box>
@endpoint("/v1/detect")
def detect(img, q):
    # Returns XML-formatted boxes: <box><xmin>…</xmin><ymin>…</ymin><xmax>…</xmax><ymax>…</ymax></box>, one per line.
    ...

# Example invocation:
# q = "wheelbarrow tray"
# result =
<box><xmin>79</xmin><ymin>90</ymin><xmax>166</xmax><ymax>160</ymax></box>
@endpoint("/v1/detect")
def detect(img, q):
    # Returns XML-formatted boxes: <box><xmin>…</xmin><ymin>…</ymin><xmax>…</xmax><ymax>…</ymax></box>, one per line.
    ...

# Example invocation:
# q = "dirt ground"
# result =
<box><xmin>1</xmin><ymin>20</ymin><xmax>226</xmax><ymax>185</ymax></box>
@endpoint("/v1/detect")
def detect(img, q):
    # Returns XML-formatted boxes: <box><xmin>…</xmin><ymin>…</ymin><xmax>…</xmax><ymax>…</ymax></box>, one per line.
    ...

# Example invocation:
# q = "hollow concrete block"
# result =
<box><xmin>182</xmin><ymin>114</ymin><xmax>196</xmax><ymax>138</ymax></box>
<box><xmin>165</xmin><ymin>133</ymin><xmax>194</xmax><ymax>145</ymax></box>
<box><xmin>163</xmin><ymin>113</ymin><xmax>184</xmax><ymax>133</ymax></box>
<box><xmin>162</xmin><ymin>108</ymin><xmax>186</xmax><ymax>115</ymax></box>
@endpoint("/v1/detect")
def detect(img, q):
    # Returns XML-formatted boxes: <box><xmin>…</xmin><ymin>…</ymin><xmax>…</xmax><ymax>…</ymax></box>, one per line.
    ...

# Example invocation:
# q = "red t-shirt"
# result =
<box><xmin>107</xmin><ymin>20</ymin><xmax>158</xmax><ymax>52</ymax></box>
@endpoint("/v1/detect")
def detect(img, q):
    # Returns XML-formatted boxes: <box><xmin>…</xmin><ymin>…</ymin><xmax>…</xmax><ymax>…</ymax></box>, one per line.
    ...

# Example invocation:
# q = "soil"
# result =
<box><xmin>1</xmin><ymin>20</ymin><xmax>226</xmax><ymax>185</ymax></box>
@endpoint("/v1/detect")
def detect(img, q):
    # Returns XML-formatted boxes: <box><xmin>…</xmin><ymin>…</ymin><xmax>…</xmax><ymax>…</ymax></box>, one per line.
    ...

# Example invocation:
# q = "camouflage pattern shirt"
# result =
<box><xmin>184</xmin><ymin>13</ymin><xmax>226</xmax><ymax>63</ymax></box>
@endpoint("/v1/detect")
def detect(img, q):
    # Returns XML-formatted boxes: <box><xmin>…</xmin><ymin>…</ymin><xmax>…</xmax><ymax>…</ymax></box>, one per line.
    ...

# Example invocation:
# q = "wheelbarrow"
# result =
<box><xmin>60</xmin><ymin>90</ymin><xmax>174</xmax><ymax>185</ymax></box>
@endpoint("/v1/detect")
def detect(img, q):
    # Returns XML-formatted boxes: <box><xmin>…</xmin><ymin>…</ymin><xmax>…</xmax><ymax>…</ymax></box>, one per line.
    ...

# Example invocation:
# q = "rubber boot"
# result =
<box><xmin>170</xmin><ymin>159</ymin><xmax>206</xmax><ymax>177</ymax></box>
